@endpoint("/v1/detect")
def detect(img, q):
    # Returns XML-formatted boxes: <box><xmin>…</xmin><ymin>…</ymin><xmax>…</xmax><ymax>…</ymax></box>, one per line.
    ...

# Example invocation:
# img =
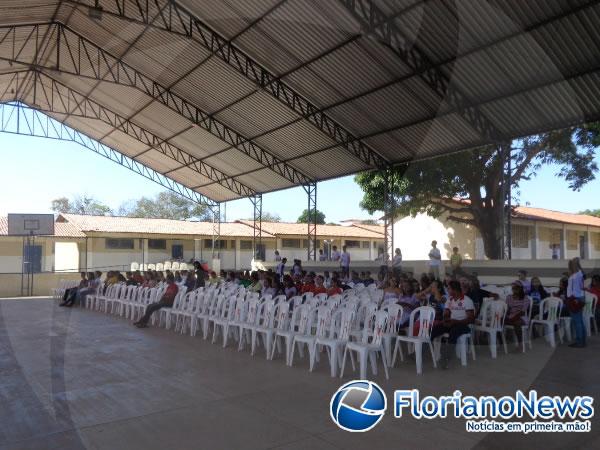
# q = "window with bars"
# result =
<box><xmin>148</xmin><ymin>239</ymin><xmax>166</xmax><ymax>249</ymax></box>
<box><xmin>282</xmin><ymin>239</ymin><xmax>301</xmax><ymax>248</ymax></box>
<box><xmin>345</xmin><ymin>240</ymin><xmax>360</xmax><ymax>248</ymax></box>
<box><xmin>362</xmin><ymin>241</ymin><xmax>370</xmax><ymax>248</ymax></box>
<box><xmin>511</xmin><ymin>225</ymin><xmax>530</xmax><ymax>248</ymax></box>
<box><xmin>240</xmin><ymin>240</ymin><xmax>252</xmax><ymax>250</ymax></box>
<box><xmin>203</xmin><ymin>239</ymin><xmax>227</xmax><ymax>249</ymax></box>
<box><xmin>567</xmin><ymin>231</ymin><xmax>578</xmax><ymax>250</ymax></box>
<box><xmin>302</xmin><ymin>239</ymin><xmax>321</xmax><ymax>248</ymax></box>
<box><xmin>105</xmin><ymin>238</ymin><xmax>134</xmax><ymax>250</ymax></box>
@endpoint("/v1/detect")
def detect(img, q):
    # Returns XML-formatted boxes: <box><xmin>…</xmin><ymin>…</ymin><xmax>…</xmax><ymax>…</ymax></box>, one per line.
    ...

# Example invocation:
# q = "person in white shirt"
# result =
<box><xmin>274</xmin><ymin>250</ymin><xmax>282</xmax><ymax>262</ymax></box>
<box><xmin>428</xmin><ymin>240</ymin><xmax>442</xmax><ymax>280</ymax></box>
<box><xmin>318</xmin><ymin>249</ymin><xmax>327</xmax><ymax>261</ymax></box>
<box><xmin>331</xmin><ymin>245</ymin><xmax>341</xmax><ymax>262</ymax></box>
<box><xmin>392</xmin><ymin>248</ymin><xmax>402</xmax><ymax>279</ymax></box>
<box><xmin>567</xmin><ymin>258</ymin><xmax>586</xmax><ymax>348</ymax></box>
<box><xmin>340</xmin><ymin>245</ymin><xmax>351</xmax><ymax>278</ymax></box>
<box><xmin>431</xmin><ymin>280</ymin><xmax>475</xmax><ymax>368</ymax></box>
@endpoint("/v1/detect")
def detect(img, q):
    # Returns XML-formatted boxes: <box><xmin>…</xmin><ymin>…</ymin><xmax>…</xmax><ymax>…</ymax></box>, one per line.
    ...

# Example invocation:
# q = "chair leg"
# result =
<box><xmin>428</xmin><ymin>342</ymin><xmax>437</xmax><ymax>368</ymax></box>
<box><xmin>340</xmin><ymin>347</ymin><xmax>348</xmax><ymax>378</ymax></box>
<box><xmin>489</xmin><ymin>332</ymin><xmax>497</xmax><ymax>358</ymax></box>
<box><xmin>369</xmin><ymin>352</ymin><xmax>378</xmax><ymax>376</ymax></box>
<box><xmin>359</xmin><ymin>350</ymin><xmax>368</xmax><ymax>379</ymax></box>
<box><xmin>415</xmin><ymin>342</ymin><xmax>423</xmax><ymax>375</ymax></box>
<box><xmin>380</xmin><ymin>348</ymin><xmax>389</xmax><ymax>380</ymax></box>
<box><xmin>501</xmin><ymin>332</ymin><xmax>508</xmax><ymax>354</ymax></box>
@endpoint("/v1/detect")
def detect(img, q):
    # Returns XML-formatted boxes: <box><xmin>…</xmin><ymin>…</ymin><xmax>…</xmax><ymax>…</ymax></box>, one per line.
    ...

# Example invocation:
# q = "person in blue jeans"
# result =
<box><xmin>567</xmin><ymin>258</ymin><xmax>586</xmax><ymax>348</ymax></box>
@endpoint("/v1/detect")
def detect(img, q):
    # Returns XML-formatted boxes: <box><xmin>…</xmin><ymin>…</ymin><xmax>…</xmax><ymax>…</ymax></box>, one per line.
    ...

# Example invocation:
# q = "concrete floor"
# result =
<box><xmin>0</xmin><ymin>298</ymin><xmax>598</xmax><ymax>450</ymax></box>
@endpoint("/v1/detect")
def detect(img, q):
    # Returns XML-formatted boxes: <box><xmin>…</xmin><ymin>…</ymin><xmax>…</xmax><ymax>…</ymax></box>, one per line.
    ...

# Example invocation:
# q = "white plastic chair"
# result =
<box><xmin>172</xmin><ymin>262</ymin><xmax>180</xmax><ymax>270</ymax></box>
<box><xmin>249</xmin><ymin>299</ymin><xmax>276</xmax><ymax>356</ymax></box>
<box><xmin>391</xmin><ymin>306</ymin><xmax>437</xmax><ymax>375</ymax></box>
<box><xmin>340</xmin><ymin>310</ymin><xmax>390</xmax><ymax>380</ymax></box>
<box><xmin>311</xmin><ymin>309</ymin><xmax>355</xmax><ymax>377</ymax></box>
<box><xmin>290</xmin><ymin>306</ymin><xmax>332</xmax><ymax>368</ymax></box>
<box><xmin>212</xmin><ymin>295</ymin><xmax>237</xmax><ymax>344</ymax></box>
<box><xmin>163</xmin><ymin>261</ymin><xmax>172</xmax><ymax>271</ymax></box>
<box><xmin>253</xmin><ymin>300</ymin><xmax>290</xmax><ymax>359</ymax></box>
<box><xmin>269</xmin><ymin>304</ymin><xmax>311</xmax><ymax>365</ymax></box>
<box><xmin>529</xmin><ymin>297</ymin><xmax>563</xmax><ymax>347</ymax></box>
<box><xmin>584</xmin><ymin>292</ymin><xmax>598</xmax><ymax>337</ymax></box>
<box><xmin>473</xmin><ymin>300</ymin><xmax>508</xmax><ymax>358</ymax></box>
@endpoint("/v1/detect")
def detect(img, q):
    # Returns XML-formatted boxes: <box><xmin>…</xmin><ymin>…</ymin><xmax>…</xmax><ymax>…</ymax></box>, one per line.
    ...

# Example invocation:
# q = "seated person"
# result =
<box><xmin>383</xmin><ymin>277</ymin><xmax>401</xmax><ymax>302</ymax></box>
<box><xmin>312</xmin><ymin>276</ymin><xmax>327</xmax><ymax>295</ymax></box>
<box><xmin>323</xmin><ymin>270</ymin><xmax>332</xmax><ymax>288</ymax></box>
<box><xmin>125</xmin><ymin>271</ymin><xmax>137</xmax><ymax>286</ymax></box>
<box><xmin>516</xmin><ymin>270</ymin><xmax>531</xmax><ymax>294</ymax></box>
<box><xmin>431</xmin><ymin>280</ymin><xmax>475</xmax><ymax>369</ymax></box>
<box><xmin>363</xmin><ymin>271</ymin><xmax>375</xmax><ymax>286</ymax></box>
<box><xmin>283</xmin><ymin>276</ymin><xmax>297</xmax><ymax>299</ymax></box>
<box><xmin>327</xmin><ymin>278</ymin><xmax>343</xmax><ymax>297</ymax></box>
<box><xmin>133</xmin><ymin>270</ymin><xmax>144</xmax><ymax>284</ymax></box>
<box><xmin>183</xmin><ymin>271</ymin><xmax>196</xmax><ymax>292</ymax></box>
<box><xmin>68</xmin><ymin>272</ymin><xmax>100</xmax><ymax>307</ymax></box>
<box><xmin>208</xmin><ymin>271</ymin><xmax>220</xmax><ymax>285</ymax></box>
<box><xmin>300</xmin><ymin>275</ymin><xmax>315</xmax><ymax>294</ymax></box>
<box><xmin>248</xmin><ymin>272</ymin><xmax>262</xmax><ymax>293</ymax></box>
<box><xmin>60</xmin><ymin>272</ymin><xmax>88</xmax><ymax>306</ymax></box>
<box><xmin>261</xmin><ymin>277</ymin><xmax>277</xmax><ymax>297</ymax></box>
<box><xmin>505</xmin><ymin>282</ymin><xmax>530</xmax><ymax>344</ymax></box>
<box><xmin>134</xmin><ymin>273</ymin><xmax>179</xmax><ymax>328</ymax></box>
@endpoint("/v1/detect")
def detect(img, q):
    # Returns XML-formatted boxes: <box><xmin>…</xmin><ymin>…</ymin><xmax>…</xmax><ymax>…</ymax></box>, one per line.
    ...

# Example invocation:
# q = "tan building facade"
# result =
<box><xmin>393</xmin><ymin>205</ymin><xmax>600</xmax><ymax>261</ymax></box>
<box><xmin>0</xmin><ymin>214</ymin><xmax>384</xmax><ymax>274</ymax></box>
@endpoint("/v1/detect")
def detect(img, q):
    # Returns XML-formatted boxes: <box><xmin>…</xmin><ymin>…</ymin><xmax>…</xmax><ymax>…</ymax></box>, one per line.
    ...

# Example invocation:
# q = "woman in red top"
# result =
<box><xmin>327</xmin><ymin>278</ymin><xmax>343</xmax><ymax>297</ymax></box>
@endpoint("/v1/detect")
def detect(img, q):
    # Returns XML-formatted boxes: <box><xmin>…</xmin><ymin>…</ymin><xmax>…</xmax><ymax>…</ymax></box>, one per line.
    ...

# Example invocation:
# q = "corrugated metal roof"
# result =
<box><xmin>1</xmin><ymin>0</ymin><xmax>599</xmax><ymax>204</ymax></box>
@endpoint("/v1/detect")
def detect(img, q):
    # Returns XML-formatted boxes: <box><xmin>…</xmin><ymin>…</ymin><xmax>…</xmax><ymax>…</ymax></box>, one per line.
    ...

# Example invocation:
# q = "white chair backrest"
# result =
<box><xmin>172</xmin><ymin>262</ymin><xmax>180</xmax><ymax>270</ymax></box>
<box><xmin>302</xmin><ymin>292</ymin><xmax>314</xmax><ymax>303</ymax></box>
<box><xmin>245</xmin><ymin>298</ymin><xmax>261</xmax><ymax>324</ymax></box>
<box><xmin>486</xmin><ymin>300</ymin><xmax>507</xmax><ymax>330</ymax></box>
<box><xmin>273</xmin><ymin>294</ymin><xmax>287</xmax><ymax>305</ymax></box>
<box><xmin>289</xmin><ymin>295</ymin><xmax>303</xmax><ymax>309</ymax></box>
<box><xmin>408</xmin><ymin>306</ymin><xmax>436</xmax><ymax>339</ymax></box>
<box><xmin>147</xmin><ymin>264</ymin><xmax>156</xmax><ymax>270</ymax></box>
<box><xmin>584</xmin><ymin>292</ymin><xmax>598</xmax><ymax>315</ymax></box>
<box><xmin>274</xmin><ymin>301</ymin><xmax>291</xmax><ymax>330</ymax></box>
<box><xmin>315</xmin><ymin>293</ymin><xmax>328</xmax><ymax>304</ymax></box>
<box><xmin>130</xmin><ymin>262</ymin><xmax>139</xmax><ymax>271</ymax></box>
<box><xmin>314</xmin><ymin>306</ymin><xmax>333</xmax><ymax>337</ymax></box>
<box><xmin>163</xmin><ymin>261</ymin><xmax>172</xmax><ymax>270</ymax></box>
<box><xmin>328</xmin><ymin>294</ymin><xmax>342</xmax><ymax>308</ymax></box>
<box><xmin>337</xmin><ymin>310</ymin><xmax>355</xmax><ymax>341</ymax></box>
<box><xmin>259</xmin><ymin>299</ymin><xmax>277</xmax><ymax>327</ymax></box>
<box><xmin>296</xmin><ymin>305</ymin><xmax>314</xmax><ymax>335</ymax></box>
<box><xmin>383</xmin><ymin>303</ymin><xmax>403</xmax><ymax>334</ymax></box>
<box><xmin>156</xmin><ymin>263</ymin><xmax>164</xmax><ymax>271</ymax></box>
<box><xmin>541</xmin><ymin>297</ymin><xmax>562</xmax><ymax>321</ymax></box>
<box><xmin>370</xmin><ymin>311</ymin><xmax>389</xmax><ymax>345</ymax></box>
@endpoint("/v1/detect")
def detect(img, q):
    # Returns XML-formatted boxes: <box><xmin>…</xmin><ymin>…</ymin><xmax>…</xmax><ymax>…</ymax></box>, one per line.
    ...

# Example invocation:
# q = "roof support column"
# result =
<box><xmin>210</xmin><ymin>203</ymin><xmax>221</xmax><ymax>262</ymax></box>
<box><xmin>251</xmin><ymin>194</ymin><xmax>263</xmax><ymax>261</ymax></box>
<box><xmin>383</xmin><ymin>170</ymin><xmax>395</xmax><ymax>270</ymax></box>
<box><xmin>304</xmin><ymin>183</ymin><xmax>318</xmax><ymax>261</ymax></box>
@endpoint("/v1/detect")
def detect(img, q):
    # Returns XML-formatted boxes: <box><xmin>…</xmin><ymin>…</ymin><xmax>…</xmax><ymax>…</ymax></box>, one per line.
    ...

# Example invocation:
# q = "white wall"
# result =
<box><xmin>55</xmin><ymin>242</ymin><xmax>80</xmax><ymax>272</ymax></box>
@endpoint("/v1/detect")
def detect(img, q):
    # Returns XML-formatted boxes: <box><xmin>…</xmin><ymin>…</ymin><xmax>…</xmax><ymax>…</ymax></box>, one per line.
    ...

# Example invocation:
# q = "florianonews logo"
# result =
<box><xmin>330</xmin><ymin>380</ymin><xmax>387</xmax><ymax>432</ymax></box>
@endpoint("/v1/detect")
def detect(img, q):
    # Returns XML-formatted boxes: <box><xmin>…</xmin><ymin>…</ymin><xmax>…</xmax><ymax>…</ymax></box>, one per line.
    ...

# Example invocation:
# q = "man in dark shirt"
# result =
<box><xmin>134</xmin><ymin>273</ymin><xmax>179</xmax><ymax>328</ymax></box>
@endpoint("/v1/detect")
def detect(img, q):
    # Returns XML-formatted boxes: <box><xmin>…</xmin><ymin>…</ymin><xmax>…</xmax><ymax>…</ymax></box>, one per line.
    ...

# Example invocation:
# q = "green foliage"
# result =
<box><xmin>51</xmin><ymin>195</ymin><xmax>113</xmax><ymax>216</ymax></box>
<box><xmin>297</xmin><ymin>208</ymin><xmax>326</xmax><ymax>224</ymax></box>
<box><xmin>118</xmin><ymin>191</ymin><xmax>211</xmax><ymax>220</ymax></box>
<box><xmin>245</xmin><ymin>211</ymin><xmax>281</xmax><ymax>222</ymax></box>
<box><xmin>355</xmin><ymin>124</ymin><xmax>600</xmax><ymax>258</ymax></box>
<box><xmin>580</xmin><ymin>209</ymin><xmax>600</xmax><ymax>218</ymax></box>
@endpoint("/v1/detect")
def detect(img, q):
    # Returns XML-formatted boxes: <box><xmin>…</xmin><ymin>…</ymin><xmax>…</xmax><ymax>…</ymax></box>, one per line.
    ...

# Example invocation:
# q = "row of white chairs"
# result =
<box><xmin>51</xmin><ymin>279</ymin><xmax>80</xmax><ymax>300</ymax></box>
<box><xmin>130</xmin><ymin>261</ymin><xmax>189</xmax><ymax>272</ymax></box>
<box><xmin>61</xmin><ymin>279</ymin><xmax>599</xmax><ymax>378</ymax></box>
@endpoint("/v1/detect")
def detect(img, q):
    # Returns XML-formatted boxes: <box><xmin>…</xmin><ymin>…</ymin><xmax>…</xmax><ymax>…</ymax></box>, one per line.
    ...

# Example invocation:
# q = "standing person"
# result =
<box><xmin>450</xmin><ymin>247</ymin><xmax>463</xmax><ymax>277</ymax></box>
<box><xmin>567</xmin><ymin>258</ymin><xmax>586</xmax><ymax>348</ymax></box>
<box><xmin>274</xmin><ymin>250</ymin><xmax>282</xmax><ymax>262</ymax></box>
<box><xmin>291</xmin><ymin>259</ymin><xmax>302</xmax><ymax>277</ymax></box>
<box><xmin>392</xmin><ymin>248</ymin><xmax>402</xmax><ymax>279</ymax></box>
<box><xmin>551</xmin><ymin>243</ymin><xmax>560</xmax><ymax>260</ymax></box>
<box><xmin>428</xmin><ymin>240</ymin><xmax>442</xmax><ymax>280</ymax></box>
<box><xmin>134</xmin><ymin>273</ymin><xmax>179</xmax><ymax>328</ymax></box>
<box><xmin>431</xmin><ymin>280</ymin><xmax>475</xmax><ymax>369</ymax></box>
<box><xmin>331</xmin><ymin>245</ymin><xmax>341</xmax><ymax>262</ymax></box>
<box><xmin>276</xmin><ymin>257</ymin><xmax>287</xmax><ymax>281</ymax></box>
<box><xmin>193</xmin><ymin>261</ymin><xmax>206</xmax><ymax>289</ymax></box>
<box><xmin>318</xmin><ymin>249</ymin><xmax>327</xmax><ymax>261</ymax></box>
<box><xmin>340</xmin><ymin>245</ymin><xmax>351</xmax><ymax>279</ymax></box>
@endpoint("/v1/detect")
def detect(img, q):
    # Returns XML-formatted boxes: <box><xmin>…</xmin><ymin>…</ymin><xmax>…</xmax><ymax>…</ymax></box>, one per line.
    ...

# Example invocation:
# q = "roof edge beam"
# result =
<box><xmin>60</xmin><ymin>0</ymin><xmax>388</xmax><ymax>169</ymax></box>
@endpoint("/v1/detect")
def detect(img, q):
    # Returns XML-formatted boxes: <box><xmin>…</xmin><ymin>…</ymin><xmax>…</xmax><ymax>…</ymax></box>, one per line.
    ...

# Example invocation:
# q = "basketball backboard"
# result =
<box><xmin>7</xmin><ymin>214</ymin><xmax>55</xmax><ymax>236</ymax></box>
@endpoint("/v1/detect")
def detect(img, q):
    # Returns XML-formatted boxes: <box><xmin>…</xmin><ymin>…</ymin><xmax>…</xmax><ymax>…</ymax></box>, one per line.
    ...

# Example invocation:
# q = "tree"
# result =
<box><xmin>245</xmin><ymin>211</ymin><xmax>281</xmax><ymax>222</ymax></box>
<box><xmin>356</xmin><ymin>125</ymin><xmax>600</xmax><ymax>259</ymax></box>
<box><xmin>297</xmin><ymin>208</ymin><xmax>326</xmax><ymax>224</ymax></box>
<box><xmin>51</xmin><ymin>195</ymin><xmax>113</xmax><ymax>215</ymax></box>
<box><xmin>580</xmin><ymin>209</ymin><xmax>600</xmax><ymax>217</ymax></box>
<box><xmin>118</xmin><ymin>191</ymin><xmax>211</xmax><ymax>221</ymax></box>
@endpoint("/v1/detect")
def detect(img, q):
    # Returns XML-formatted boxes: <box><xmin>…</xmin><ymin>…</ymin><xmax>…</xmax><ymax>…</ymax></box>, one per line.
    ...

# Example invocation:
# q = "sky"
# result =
<box><xmin>1</xmin><ymin>132</ymin><xmax>599</xmax><ymax>222</ymax></box>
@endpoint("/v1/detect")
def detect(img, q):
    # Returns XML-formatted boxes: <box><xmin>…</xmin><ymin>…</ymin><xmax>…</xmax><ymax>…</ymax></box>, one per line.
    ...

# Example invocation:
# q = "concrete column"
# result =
<box><xmin>276</xmin><ymin>238</ymin><xmax>282</xmax><ymax>258</ymax></box>
<box><xmin>369</xmin><ymin>240</ymin><xmax>373</xmax><ymax>260</ymax></box>
<box><xmin>194</xmin><ymin>239</ymin><xmax>201</xmax><ymax>261</ymax></box>
<box><xmin>142</xmin><ymin>239</ymin><xmax>149</xmax><ymax>267</ymax></box>
<box><xmin>531</xmin><ymin>223</ymin><xmax>539</xmax><ymax>260</ymax></box>
<box><xmin>560</xmin><ymin>224</ymin><xmax>567</xmax><ymax>260</ymax></box>
<box><xmin>585</xmin><ymin>229</ymin><xmax>592</xmax><ymax>260</ymax></box>
<box><xmin>235</xmin><ymin>239</ymin><xmax>241</xmax><ymax>270</ymax></box>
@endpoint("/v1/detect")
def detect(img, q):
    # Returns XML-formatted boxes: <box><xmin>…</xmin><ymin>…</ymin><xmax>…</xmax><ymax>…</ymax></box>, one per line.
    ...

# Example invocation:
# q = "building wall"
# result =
<box><xmin>393</xmin><ymin>212</ymin><xmax>477</xmax><ymax>260</ymax></box>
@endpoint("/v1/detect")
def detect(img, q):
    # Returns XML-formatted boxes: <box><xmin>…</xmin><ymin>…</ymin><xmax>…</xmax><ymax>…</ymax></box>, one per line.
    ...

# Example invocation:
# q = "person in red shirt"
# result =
<box><xmin>134</xmin><ymin>273</ymin><xmax>179</xmax><ymax>328</ymax></box>
<box><xmin>312</xmin><ymin>275</ymin><xmax>327</xmax><ymax>295</ymax></box>
<box><xmin>300</xmin><ymin>275</ymin><xmax>315</xmax><ymax>294</ymax></box>
<box><xmin>326</xmin><ymin>278</ymin><xmax>343</xmax><ymax>297</ymax></box>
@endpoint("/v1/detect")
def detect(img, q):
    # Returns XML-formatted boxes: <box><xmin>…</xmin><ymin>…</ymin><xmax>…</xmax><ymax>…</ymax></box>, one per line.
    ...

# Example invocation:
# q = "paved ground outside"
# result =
<box><xmin>0</xmin><ymin>297</ymin><xmax>598</xmax><ymax>450</ymax></box>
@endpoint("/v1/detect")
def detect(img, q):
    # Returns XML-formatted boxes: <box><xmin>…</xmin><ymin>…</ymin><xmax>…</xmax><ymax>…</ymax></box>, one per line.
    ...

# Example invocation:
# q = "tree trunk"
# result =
<box><xmin>474</xmin><ymin>204</ymin><xmax>505</xmax><ymax>260</ymax></box>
